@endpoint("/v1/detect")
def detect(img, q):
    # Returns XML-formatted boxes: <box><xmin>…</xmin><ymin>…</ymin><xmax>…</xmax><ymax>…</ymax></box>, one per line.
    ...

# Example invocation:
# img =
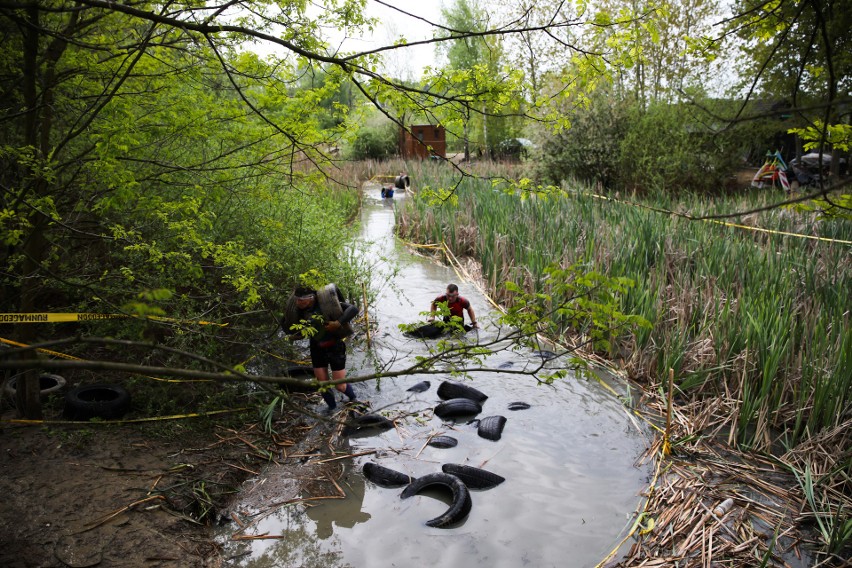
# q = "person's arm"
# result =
<box><xmin>428</xmin><ymin>297</ymin><xmax>440</xmax><ymax>322</ymax></box>
<box><xmin>466</xmin><ymin>304</ymin><xmax>478</xmax><ymax>328</ymax></box>
<box><xmin>338</xmin><ymin>302</ymin><xmax>359</xmax><ymax>325</ymax></box>
<box><xmin>325</xmin><ymin>301</ymin><xmax>358</xmax><ymax>332</ymax></box>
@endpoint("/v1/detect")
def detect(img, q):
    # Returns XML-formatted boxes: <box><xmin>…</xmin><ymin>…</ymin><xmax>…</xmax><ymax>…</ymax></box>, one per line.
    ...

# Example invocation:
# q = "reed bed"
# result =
<box><xmin>394</xmin><ymin>162</ymin><xmax>851</xmax><ymax>563</ymax></box>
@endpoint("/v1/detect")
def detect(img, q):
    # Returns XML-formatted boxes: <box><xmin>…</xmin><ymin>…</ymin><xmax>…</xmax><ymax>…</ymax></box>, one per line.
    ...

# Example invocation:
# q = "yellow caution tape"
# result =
<box><xmin>580</xmin><ymin>190</ymin><xmax>852</xmax><ymax>245</ymax></box>
<box><xmin>257</xmin><ymin>349</ymin><xmax>311</xmax><ymax>366</ymax></box>
<box><xmin>638</xmin><ymin>515</ymin><xmax>656</xmax><ymax>535</ymax></box>
<box><xmin>0</xmin><ymin>313</ymin><xmax>228</xmax><ymax>326</ymax></box>
<box><xmin>0</xmin><ymin>407</ymin><xmax>252</xmax><ymax>426</ymax></box>
<box><xmin>0</xmin><ymin>336</ymin><xmax>82</xmax><ymax>360</ymax></box>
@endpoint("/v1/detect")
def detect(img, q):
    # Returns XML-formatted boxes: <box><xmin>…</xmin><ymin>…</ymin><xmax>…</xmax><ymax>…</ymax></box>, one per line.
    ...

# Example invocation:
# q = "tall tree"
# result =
<box><xmin>438</xmin><ymin>0</ymin><xmax>507</xmax><ymax>160</ymax></box>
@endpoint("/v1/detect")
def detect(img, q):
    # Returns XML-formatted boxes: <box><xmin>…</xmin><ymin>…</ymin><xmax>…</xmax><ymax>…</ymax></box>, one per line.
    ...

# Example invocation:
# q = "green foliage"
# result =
<box><xmin>0</xmin><ymin>7</ymin><xmax>364</xmax><ymax>341</ymax></box>
<box><xmin>534</xmin><ymin>92</ymin><xmax>753</xmax><ymax>192</ymax></box>
<box><xmin>533</xmin><ymin>87</ymin><xmax>630</xmax><ymax>188</ymax></box>
<box><xmin>731</xmin><ymin>0</ymin><xmax>852</xmax><ymax>101</ymax></box>
<box><xmin>347</xmin><ymin>120</ymin><xmax>398</xmax><ymax>160</ymax></box>
<box><xmin>616</xmin><ymin>101</ymin><xmax>745</xmax><ymax>192</ymax></box>
<box><xmin>499</xmin><ymin>264</ymin><xmax>650</xmax><ymax>356</ymax></box>
<box><xmin>793</xmin><ymin>464</ymin><xmax>852</xmax><ymax>555</ymax></box>
<box><xmin>789</xmin><ymin>121</ymin><xmax>852</xmax><ymax>153</ymax></box>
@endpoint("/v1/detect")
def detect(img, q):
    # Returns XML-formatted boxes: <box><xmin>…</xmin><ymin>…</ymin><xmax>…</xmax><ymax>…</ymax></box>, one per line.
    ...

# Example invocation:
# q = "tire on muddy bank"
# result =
<box><xmin>63</xmin><ymin>383</ymin><xmax>131</xmax><ymax>420</ymax></box>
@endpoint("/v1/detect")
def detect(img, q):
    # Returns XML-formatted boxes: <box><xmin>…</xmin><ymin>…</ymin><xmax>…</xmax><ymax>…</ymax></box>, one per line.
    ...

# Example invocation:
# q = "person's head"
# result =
<box><xmin>294</xmin><ymin>286</ymin><xmax>316</xmax><ymax>309</ymax></box>
<box><xmin>446</xmin><ymin>283</ymin><xmax>459</xmax><ymax>300</ymax></box>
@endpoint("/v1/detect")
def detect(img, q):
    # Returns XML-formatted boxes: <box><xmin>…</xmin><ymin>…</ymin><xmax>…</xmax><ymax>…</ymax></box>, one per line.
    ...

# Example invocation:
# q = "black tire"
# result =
<box><xmin>534</xmin><ymin>350</ymin><xmax>557</xmax><ymax>360</ymax></box>
<box><xmin>279</xmin><ymin>366</ymin><xmax>315</xmax><ymax>393</ymax></box>
<box><xmin>441</xmin><ymin>463</ymin><xmax>506</xmax><ymax>490</ymax></box>
<box><xmin>342</xmin><ymin>413</ymin><xmax>394</xmax><ymax>436</ymax></box>
<box><xmin>477</xmin><ymin>415</ymin><xmax>507</xmax><ymax>441</ymax></box>
<box><xmin>4</xmin><ymin>373</ymin><xmax>67</xmax><ymax>398</ymax></box>
<box><xmin>394</xmin><ymin>174</ymin><xmax>410</xmax><ymax>190</ymax></box>
<box><xmin>63</xmin><ymin>384</ymin><xmax>131</xmax><ymax>421</ymax></box>
<box><xmin>436</xmin><ymin>380</ymin><xmax>488</xmax><ymax>404</ymax></box>
<box><xmin>427</xmin><ymin>435</ymin><xmax>458</xmax><ymax>449</ymax></box>
<box><xmin>404</xmin><ymin>323</ymin><xmax>442</xmax><ymax>339</ymax></box>
<box><xmin>400</xmin><ymin>472</ymin><xmax>472</xmax><ymax>528</ymax></box>
<box><xmin>281</xmin><ymin>294</ymin><xmax>299</xmax><ymax>333</ymax></box>
<box><xmin>507</xmin><ymin>401</ymin><xmax>531</xmax><ymax>411</ymax></box>
<box><xmin>284</xmin><ymin>365</ymin><xmax>314</xmax><ymax>378</ymax></box>
<box><xmin>362</xmin><ymin>462</ymin><xmax>412</xmax><ymax>488</ymax></box>
<box><xmin>406</xmin><ymin>381</ymin><xmax>431</xmax><ymax>393</ymax></box>
<box><xmin>434</xmin><ymin>398</ymin><xmax>482</xmax><ymax>420</ymax></box>
<box><xmin>317</xmin><ymin>284</ymin><xmax>353</xmax><ymax>338</ymax></box>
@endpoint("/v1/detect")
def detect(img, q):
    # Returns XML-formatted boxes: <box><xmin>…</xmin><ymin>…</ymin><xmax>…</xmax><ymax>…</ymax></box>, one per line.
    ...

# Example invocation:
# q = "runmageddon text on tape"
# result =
<box><xmin>0</xmin><ymin>313</ymin><xmax>226</xmax><ymax>326</ymax></box>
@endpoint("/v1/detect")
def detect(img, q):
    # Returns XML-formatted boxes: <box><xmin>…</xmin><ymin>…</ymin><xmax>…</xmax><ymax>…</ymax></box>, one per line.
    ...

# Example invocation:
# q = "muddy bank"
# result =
<box><xmin>0</xmin><ymin>394</ymin><xmax>330</xmax><ymax>568</ymax></box>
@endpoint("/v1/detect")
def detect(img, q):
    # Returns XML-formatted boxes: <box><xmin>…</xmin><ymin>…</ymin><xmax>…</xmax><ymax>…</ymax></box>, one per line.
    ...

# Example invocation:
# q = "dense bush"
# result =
<box><xmin>533</xmin><ymin>91</ymin><xmax>630</xmax><ymax>189</ymax></box>
<box><xmin>616</xmin><ymin>102</ymin><xmax>751</xmax><ymax>193</ymax></box>
<box><xmin>533</xmin><ymin>93</ymin><xmax>757</xmax><ymax>193</ymax></box>
<box><xmin>347</xmin><ymin>122</ymin><xmax>398</xmax><ymax>160</ymax></box>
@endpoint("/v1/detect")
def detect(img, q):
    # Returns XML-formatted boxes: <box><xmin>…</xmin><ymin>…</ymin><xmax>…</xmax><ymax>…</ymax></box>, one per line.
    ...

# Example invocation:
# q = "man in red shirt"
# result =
<box><xmin>428</xmin><ymin>283</ymin><xmax>478</xmax><ymax>331</ymax></box>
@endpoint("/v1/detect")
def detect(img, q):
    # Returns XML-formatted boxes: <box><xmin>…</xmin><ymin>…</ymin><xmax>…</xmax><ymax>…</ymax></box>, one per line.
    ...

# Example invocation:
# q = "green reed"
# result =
<box><xmin>396</xmin><ymin>167</ymin><xmax>851</xmax><ymax>450</ymax></box>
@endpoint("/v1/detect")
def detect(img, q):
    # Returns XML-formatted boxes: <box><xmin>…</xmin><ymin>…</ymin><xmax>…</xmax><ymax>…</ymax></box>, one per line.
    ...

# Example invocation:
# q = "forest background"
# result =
<box><xmin>0</xmin><ymin>0</ymin><xmax>850</xmax><ymax>564</ymax></box>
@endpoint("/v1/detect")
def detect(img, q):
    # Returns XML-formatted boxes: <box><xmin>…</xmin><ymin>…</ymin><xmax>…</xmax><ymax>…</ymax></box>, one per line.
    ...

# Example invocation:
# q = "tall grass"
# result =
<box><xmin>397</xmin><ymin>163</ymin><xmax>851</xmax><ymax>451</ymax></box>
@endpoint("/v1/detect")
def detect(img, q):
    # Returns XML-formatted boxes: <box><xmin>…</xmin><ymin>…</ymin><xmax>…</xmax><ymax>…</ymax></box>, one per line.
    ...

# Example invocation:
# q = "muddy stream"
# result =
<box><xmin>217</xmin><ymin>182</ymin><xmax>653</xmax><ymax>567</ymax></box>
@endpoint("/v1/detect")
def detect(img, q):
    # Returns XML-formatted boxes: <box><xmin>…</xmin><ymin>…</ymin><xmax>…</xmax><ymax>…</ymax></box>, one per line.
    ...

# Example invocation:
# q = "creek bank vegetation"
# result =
<box><xmin>396</xmin><ymin>158</ymin><xmax>851</xmax><ymax>565</ymax></box>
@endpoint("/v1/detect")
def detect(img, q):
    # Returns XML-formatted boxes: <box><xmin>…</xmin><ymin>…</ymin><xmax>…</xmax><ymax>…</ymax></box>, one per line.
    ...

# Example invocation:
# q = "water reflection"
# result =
<box><xmin>307</xmin><ymin>461</ymin><xmax>371</xmax><ymax>540</ymax></box>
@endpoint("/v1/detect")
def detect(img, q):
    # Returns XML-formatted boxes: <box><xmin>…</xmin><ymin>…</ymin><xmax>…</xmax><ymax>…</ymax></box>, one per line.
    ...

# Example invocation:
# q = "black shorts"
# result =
<box><xmin>309</xmin><ymin>340</ymin><xmax>346</xmax><ymax>371</ymax></box>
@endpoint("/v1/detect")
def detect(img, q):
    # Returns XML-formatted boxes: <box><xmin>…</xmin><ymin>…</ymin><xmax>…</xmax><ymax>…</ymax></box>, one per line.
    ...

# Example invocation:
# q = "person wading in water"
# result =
<box><xmin>289</xmin><ymin>285</ymin><xmax>359</xmax><ymax>411</ymax></box>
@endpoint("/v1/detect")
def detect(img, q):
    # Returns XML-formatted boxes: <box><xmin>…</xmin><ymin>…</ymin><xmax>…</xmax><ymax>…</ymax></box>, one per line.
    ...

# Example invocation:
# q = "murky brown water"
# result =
<box><xmin>218</xmin><ymin>184</ymin><xmax>653</xmax><ymax>567</ymax></box>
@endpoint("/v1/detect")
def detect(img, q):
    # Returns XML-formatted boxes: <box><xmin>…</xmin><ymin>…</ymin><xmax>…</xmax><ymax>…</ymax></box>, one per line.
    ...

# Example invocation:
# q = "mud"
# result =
<box><xmin>0</xmin><ymin>396</ymin><xmax>335</xmax><ymax>568</ymax></box>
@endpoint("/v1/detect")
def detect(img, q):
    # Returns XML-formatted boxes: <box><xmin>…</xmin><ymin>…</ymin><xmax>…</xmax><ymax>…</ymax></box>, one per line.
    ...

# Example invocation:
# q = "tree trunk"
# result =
<box><xmin>463</xmin><ymin>109</ymin><xmax>470</xmax><ymax>162</ymax></box>
<box><xmin>482</xmin><ymin>102</ymin><xmax>489</xmax><ymax>160</ymax></box>
<box><xmin>15</xmin><ymin>2</ymin><xmax>44</xmax><ymax>419</ymax></box>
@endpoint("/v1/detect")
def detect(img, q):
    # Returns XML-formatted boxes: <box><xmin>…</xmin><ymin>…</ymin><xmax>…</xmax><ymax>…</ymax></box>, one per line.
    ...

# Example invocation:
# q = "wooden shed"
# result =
<box><xmin>400</xmin><ymin>124</ymin><xmax>446</xmax><ymax>159</ymax></box>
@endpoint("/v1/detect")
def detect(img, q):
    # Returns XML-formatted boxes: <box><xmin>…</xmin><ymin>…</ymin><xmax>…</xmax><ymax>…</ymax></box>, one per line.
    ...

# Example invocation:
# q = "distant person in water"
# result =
<box><xmin>288</xmin><ymin>285</ymin><xmax>359</xmax><ymax>411</ymax></box>
<box><xmin>428</xmin><ymin>283</ymin><xmax>478</xmax><ymax>331</ymax></box>
<box><xmin>394</xmin><ymin>173</ymin><xmax>408</xmax><ymax>191</ymax></box>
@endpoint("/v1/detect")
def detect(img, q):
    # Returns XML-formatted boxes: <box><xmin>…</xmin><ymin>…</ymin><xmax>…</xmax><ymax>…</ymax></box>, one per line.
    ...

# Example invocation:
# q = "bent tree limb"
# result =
<box><xmin>0</xmin><ymin>310</ymin><xmax>598</xmax><ymax>392</ymax></box>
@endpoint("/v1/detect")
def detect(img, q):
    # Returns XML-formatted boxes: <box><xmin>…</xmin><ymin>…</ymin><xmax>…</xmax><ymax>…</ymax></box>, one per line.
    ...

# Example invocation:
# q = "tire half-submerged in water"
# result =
<box><xmin>441</xmin><ymin>463</ymin><xmax>506</xmax><ymax>490</ymax></box>
<box><xmin>343</xmin><ymin>413</ymin><xmax>394</xmax><ymax>436</ymax></box>
<box><xmin>427</xmin><ymin>435</ymin><xmax>458</xmax><ymax>448</ymax></box>
<box><xmin>477</xmin><ymin>415</ymin><xmax>507</xmax><ymax>441</ymax></box>
<box><xmin>404</xmin><ymin>323</ymin><xmax>442</xmax><ymax>339</ymax></box>
<box><xmin>436</xmin><ymin>380</ymin><xmax>488</xmax><ymax>404</ymax></box>
<box><xmin>363</xmin><ymin>462</ymin><xmax>413</xmax><ymax>488</ymax></box>
<box><xmin>400</xmin><ymin>472</ymin><xmax>472</xmax><ymax>527</ymax></box>
<box><xmin>406</xmin><ymin>381</ymin><xmax>431</xmax><ymax>393</ymax></box>
<box><xmin>434</xmin><ymin>398</ymin><xmax>482</xmax><ymax>420</ymax></box>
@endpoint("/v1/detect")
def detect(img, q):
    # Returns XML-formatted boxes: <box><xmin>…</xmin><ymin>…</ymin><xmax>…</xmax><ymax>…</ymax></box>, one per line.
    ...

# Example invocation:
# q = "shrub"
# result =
<box><xmin>347</xmin><ymin>122</ymin><xmax>398</xmax><ymax>160</ymax></box>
